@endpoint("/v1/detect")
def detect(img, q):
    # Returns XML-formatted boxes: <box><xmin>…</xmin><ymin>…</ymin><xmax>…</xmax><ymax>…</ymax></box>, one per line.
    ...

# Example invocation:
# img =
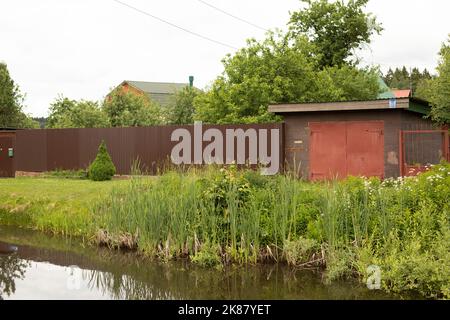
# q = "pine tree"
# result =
<box><xmin>88</xmin><ymin>141</ymin><xmax>116</xmax><ymax>181</ymax></box>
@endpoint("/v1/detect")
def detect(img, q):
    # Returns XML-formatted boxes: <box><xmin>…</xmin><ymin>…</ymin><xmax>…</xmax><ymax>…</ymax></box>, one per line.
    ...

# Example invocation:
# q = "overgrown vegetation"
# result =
<box><xmin>88</xmin><ymin>141</ymin><xmax>116</xmax><ymax>181</ymax></box>
<box><xmin>92</xmin><ymin>164</ymin><xmax>450</xmax><ymax>299</ymax></box>
<box><xmin>1</xmin><ymin>164</ymin><xmax>448</xmax><ymax>299</ymax></box>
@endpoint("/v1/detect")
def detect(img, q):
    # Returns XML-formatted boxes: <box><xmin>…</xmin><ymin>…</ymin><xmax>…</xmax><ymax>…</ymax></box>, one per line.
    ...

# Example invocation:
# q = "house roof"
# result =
<box><xmin>125</xmin><ymin>81</ymin><xmax>189</xmax><ymax>94</ymax></box>
<box><xmin>393</xmin><ymin>89</ymin><xmax>411</xmax><ymax>98</ymax></box>
<box><xmin>116</xmin><ymin>80</ymin><xmax>192</xmax><ymax>106</ymax></box>
<box><xmin>268</xmin><ymin>97</ymin><xmax>431</xmax><ymax>115</ymax></box>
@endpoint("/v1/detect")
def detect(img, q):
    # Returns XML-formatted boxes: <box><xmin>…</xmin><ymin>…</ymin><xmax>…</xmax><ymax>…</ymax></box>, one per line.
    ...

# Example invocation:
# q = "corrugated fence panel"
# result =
<box><xmin>15</xmin><ymin>130</ymin><xmax>47</xmax><ymax>172</ymax></box>
<box><xmin>46</xmin><ymin>129</ymin><xmax>80</xmax><ymax>170</ymax></box>
<box><xmin>12</xmin><ymin>123</ymin><xmax>285</xmax><ymax>175</ymax></box>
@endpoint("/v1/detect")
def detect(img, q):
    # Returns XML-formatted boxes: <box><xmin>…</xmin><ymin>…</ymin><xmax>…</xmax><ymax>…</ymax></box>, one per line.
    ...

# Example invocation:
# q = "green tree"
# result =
<box><xmin>102</xmin><ymin>90</ymin><xmax>163</xmax><ymax>127</ymax></box>
<box><xmin>0</xmin><ymin>62</ymin><xmax>37</xmax><ymax>128</ymax></box>
<box><xmin>17</xmin><ymin>113</ymin><xmax>40</xmax><ymax>129</ymax></box>
<box><xmin>166</xmin><ymin>87</ymin><xmax>200</xmax><ymax>125</ymax></box>
<box><xmin>383</xmin><ymin>67</ymin><xmax>433</xmax><ymax>94</ymax></box>
<box><xmin>88</xmin><ymin>140</ymin><xmax>116</xmax><ymax>181</ymax></box>
<box><xmin>415</xmin><ymin>78</ymin><xmax>435</xmax><ymax>101</ymax></box>
<box><xmin>194</xmin><ymin>32</ymin><xmax>380</xmax><ymax>124</ymax></box>
<box><xmin>383</xmin><ymin>68</ymin><xmax>394</xmax><ymax>86</ymax></box>
<box><xmin>428</xmin><ymin>38</ymin><xmax>450</xmax><ymax>124</ymax></box>
<box><xmin>46</xmin><ymin>95</ymin><xmax>109</xmax><ymax>128</ymax></box>
<box><xmin>288</xmin><ymin>0</ymin><xmax>383</xmax><ymax>68</ymax></box>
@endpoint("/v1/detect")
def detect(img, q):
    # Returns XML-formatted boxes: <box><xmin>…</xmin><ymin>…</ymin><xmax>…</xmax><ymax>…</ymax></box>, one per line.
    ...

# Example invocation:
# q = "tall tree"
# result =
<box><xmin>288</xmin><ymin>0</ymin><xmax>383</xmax><ymax>68</ymax></box>
<box><xmin>383</xmin><ymin>68</ymin><xmax>394</xmax><ymax>86</ymax></box>
<box><xmin>194</xmin><ymin>32</ymin><xmax>380</xmax><ymax>124</ymax></box>
<box><xmin>0</xmin><ymin>62</ymin><xmax>37</xmax><ymax>128</ymax></box>
<box><xmin>46</xmin><ymin>95</ymin><xmax>109</xmax><ymax>128</ymax></box>
<box><xmin>383</xmin><ymin>67</ymin><xmax>433</xmax><ymax>94</ymax></box>
<box><xmin>102</xmin><ymin>90</ymin><xmax>163</xmax><ymax>127</ymax></box>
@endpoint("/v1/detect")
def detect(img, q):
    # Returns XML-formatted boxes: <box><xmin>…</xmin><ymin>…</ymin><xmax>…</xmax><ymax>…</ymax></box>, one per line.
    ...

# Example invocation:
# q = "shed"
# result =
<box><xmin>269</xmin><ymin>97</ymin><xmax>449</xmax><ymax>180</ymax></box>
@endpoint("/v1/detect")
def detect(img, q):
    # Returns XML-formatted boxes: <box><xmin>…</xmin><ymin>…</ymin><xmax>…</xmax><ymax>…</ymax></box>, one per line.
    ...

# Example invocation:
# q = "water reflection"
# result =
<box><xmin>0</xmin><ymin>226</ymin><xmax>398</xmax><ymax>300</ymax></box>
<box><xmin>0</xmin><ymin>250</ymin><xmax>29</xmax><ymax>300</ymax></box>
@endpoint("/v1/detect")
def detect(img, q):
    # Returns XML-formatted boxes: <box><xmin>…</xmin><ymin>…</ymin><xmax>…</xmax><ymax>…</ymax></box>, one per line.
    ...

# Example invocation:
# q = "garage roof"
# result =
<box><xmin>268</xmin><ymin>97</ymin><xmax>430</xmax><ymax>115</ymax></box>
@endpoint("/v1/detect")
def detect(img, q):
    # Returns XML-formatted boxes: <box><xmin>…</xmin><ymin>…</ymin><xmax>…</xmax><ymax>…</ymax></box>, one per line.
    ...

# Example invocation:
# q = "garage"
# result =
<box><xmin>269</xmin><ymin>97</ymin><xmax>449</xmax><ymax>180</ymax></box>
<box><xmin>309</xmin><ymin>121</ymin><xmax>384</xmax><ymax>180</ymax></box>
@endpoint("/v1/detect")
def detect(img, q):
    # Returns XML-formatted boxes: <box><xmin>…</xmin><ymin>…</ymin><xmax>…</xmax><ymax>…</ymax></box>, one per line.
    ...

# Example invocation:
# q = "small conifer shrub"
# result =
<box><xmin>88</xmin><ymin>140</ymin><xmax>116</xmax><ymax>181</ymax></box>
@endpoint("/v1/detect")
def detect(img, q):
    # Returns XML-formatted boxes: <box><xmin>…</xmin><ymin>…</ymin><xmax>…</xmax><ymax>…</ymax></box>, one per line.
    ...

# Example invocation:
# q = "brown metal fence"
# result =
<box><xmin>13</xmin><ymin>123</ymin><xmax>284</xmax><ymax>175</ymax></box>
<box><xmin>399</xmin><ymin>130</ymin><xmax>450</xmax><ymax>176</ymax></box>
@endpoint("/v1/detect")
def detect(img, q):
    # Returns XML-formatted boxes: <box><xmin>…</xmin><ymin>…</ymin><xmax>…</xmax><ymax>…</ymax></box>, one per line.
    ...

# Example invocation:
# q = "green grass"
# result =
<box><xmin>0</xmin><ymin>177</ymin><xmax>129</xmax><ymax>237</ymax></box>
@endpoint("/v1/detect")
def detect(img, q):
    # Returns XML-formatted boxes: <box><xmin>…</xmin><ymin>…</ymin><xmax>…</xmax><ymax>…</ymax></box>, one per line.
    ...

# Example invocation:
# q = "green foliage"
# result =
<box><xmin>94</xmin><ymin>164</ymin><xmax>449</xmax><ymax>298</ymax></box>
<box><xmin>194</xmin><ymin>32</ymin><xmax>381</xmax><ymax>124</ymax></box>
<box><xmin>46</xmin><ymin>95</ymin><xmax>109</xmax><ymax>128</ymax></box>
<box><xmin>0</xmin><ymin>62</ymin><xmax>37</xmax><ymax>129</ymax></box>
<box><xmin>191</xmin><ymin>243</ymin><xmax>222</xmax><ymax>267</ymax></box>
<box><xmin>16</xmin><ymin>112</ymin><xmax>40</xmax><ymax>129</ymax></box>
<box><xmin>383</xmin><ymin>66</ymin><xmax>433</xmax><ymax>93</ymax></box>
<box><xmin>166</xmin><ymin>86</ymin><xmax>200</xmax><ymax>125</ymax></box>
<box><xmin>102</xmin><ymin>90</ymin><xmax>164</xmax><ymax>127</ymax></box>
<box><xmin>411</xmin><ymin>37</ymin><xmax>450</xmax><ymax>124</ymax></box>
<box><xmin>288</xmin><ymin>0</ymin><xmax>383</xmax><ymax>68</ymax></box>
<box><xmin>284</xmin><ymin>237</ymin><xmax>319</xmax><ymax>266</ymax></box>
<box><xmin>429</xmin><ymin>37</ymin><xmax>450</xmax><ymax>124</ymax></box>
<box><xmin>42</xmin><ymin>169</ymin><xmax>87</xmax><ymax>180</ymax></box>
<box><xmin>88</xmin><ymin>141</ymin><xmax>116</xmax><ymax>181</ymax></box>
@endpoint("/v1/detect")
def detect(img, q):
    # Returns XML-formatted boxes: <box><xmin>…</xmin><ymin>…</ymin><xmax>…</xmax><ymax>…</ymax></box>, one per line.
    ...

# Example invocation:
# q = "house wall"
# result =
<box><xmin>282</xmin><ymin>109</ymin><xmax>437</xmax><ymax>179</ymax></box>
<box><xmin>119</xmin><ymin>83</ymin><xmax>145</xmax><ymax>97</ymax></box>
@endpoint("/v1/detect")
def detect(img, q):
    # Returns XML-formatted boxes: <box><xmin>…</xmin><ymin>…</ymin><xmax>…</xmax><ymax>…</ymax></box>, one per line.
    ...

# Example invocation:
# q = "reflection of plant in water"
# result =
<box><xmin>0</xmin><ymin>254</ymin><xmax>29</xmax><ymax>300</ymax></box>
<box><xmin>84</xmin><ymin>269</ymin><xmax>177</xmax><ymax>300</ymax></box>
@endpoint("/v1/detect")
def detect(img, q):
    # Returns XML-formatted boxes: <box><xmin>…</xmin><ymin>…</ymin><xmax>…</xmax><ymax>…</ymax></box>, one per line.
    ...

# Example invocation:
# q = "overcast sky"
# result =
<box><xmin>1</xmin><ymin>0</ymin><xmax>449</xmax><ymax>117</ymax></box>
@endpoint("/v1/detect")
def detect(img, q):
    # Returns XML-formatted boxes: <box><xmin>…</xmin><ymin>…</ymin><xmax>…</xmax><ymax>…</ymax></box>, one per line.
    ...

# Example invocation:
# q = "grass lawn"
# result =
<box><xmin>0</xmin><ymin>177</ymin><xmax>130</xmax><ymax>237</ymax></box>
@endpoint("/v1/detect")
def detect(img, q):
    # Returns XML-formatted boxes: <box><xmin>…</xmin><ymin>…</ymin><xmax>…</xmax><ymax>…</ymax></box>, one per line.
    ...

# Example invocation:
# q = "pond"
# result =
<box><xmin>0</xmin><ymin>225</ymin><xmax>399</xmax><ymax>300</ymax></box>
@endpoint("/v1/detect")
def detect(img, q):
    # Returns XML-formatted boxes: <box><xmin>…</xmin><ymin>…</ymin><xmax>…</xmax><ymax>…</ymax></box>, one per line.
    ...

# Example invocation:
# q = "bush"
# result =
<box><xmin>88</xmin><ymin>141</ymin><xmax>116</xmax><ymax>181</ymax></box>
<box><xmin>284</xmin><ymin>237</ymin><xmax>320</xmax><ymax>266</ymax></box>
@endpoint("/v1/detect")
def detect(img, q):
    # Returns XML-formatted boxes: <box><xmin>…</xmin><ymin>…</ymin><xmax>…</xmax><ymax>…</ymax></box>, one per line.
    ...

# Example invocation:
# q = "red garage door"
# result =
<box><xmin>309</xmin><ymin>121</ymin><xmax>384</xmax><ymax>180</ymax></box>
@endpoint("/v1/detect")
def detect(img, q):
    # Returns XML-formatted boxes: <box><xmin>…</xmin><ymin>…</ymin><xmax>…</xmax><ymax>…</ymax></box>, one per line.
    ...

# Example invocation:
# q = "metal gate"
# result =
<box><xmin>0</xmin><ymin>133</ymin><xmax>15</xmax><ymax>177</ymax></box>
<box><xmin>309</xmin><ymin>121</ymin><xmax>384</xmax><ymax>180</ymax></box>
<box><xmin>399</xmin><ymin>130</ymin><xmax>449</xmax><ymax>176</ymax></box>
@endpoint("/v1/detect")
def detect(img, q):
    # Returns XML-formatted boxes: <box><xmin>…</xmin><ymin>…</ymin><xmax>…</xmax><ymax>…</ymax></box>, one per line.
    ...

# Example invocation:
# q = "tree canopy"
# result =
<box><xmin>424</xmin><ymin>37</ymin><xmax>450</xmax><ymax>124</ymax></box>
<box><xmin>102</xmin><ymin>90</ymin><xmax>164</xmax><ymax>127</ymax></box>
<box><xmin>0</xmin><ymin>62</ymin><xmax>38</xmax><ymax>128</ymax></box>
<box><xmin>46</xmin><ymin>95</ymin><xmax>109</xmax><ymax>128</ymax></box>
<box><xmin>382</xmin><ymin>67</ymin><xmax>433</xmax><ymax>94</ymax></box>
<box><xmin>166</xmin><ymin>86</ymin><xmax>200</xmax><ymax>125</ymax></box>
<box><xmin>288</xmin><ymin>0</ymin><xmax>383</xmax><ymax>68</ymax></box>
<box><xmin>194</xmin><ymin>31</ymin><xmax>381</xmax><ymax>124</ymax></box>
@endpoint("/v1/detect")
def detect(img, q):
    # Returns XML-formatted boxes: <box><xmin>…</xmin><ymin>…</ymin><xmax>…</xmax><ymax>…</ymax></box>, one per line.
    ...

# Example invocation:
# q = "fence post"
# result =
<box><xmin>398</xmin><ymin>130</ymin><xmax>404</xmax><ymax>176</ymax></box>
